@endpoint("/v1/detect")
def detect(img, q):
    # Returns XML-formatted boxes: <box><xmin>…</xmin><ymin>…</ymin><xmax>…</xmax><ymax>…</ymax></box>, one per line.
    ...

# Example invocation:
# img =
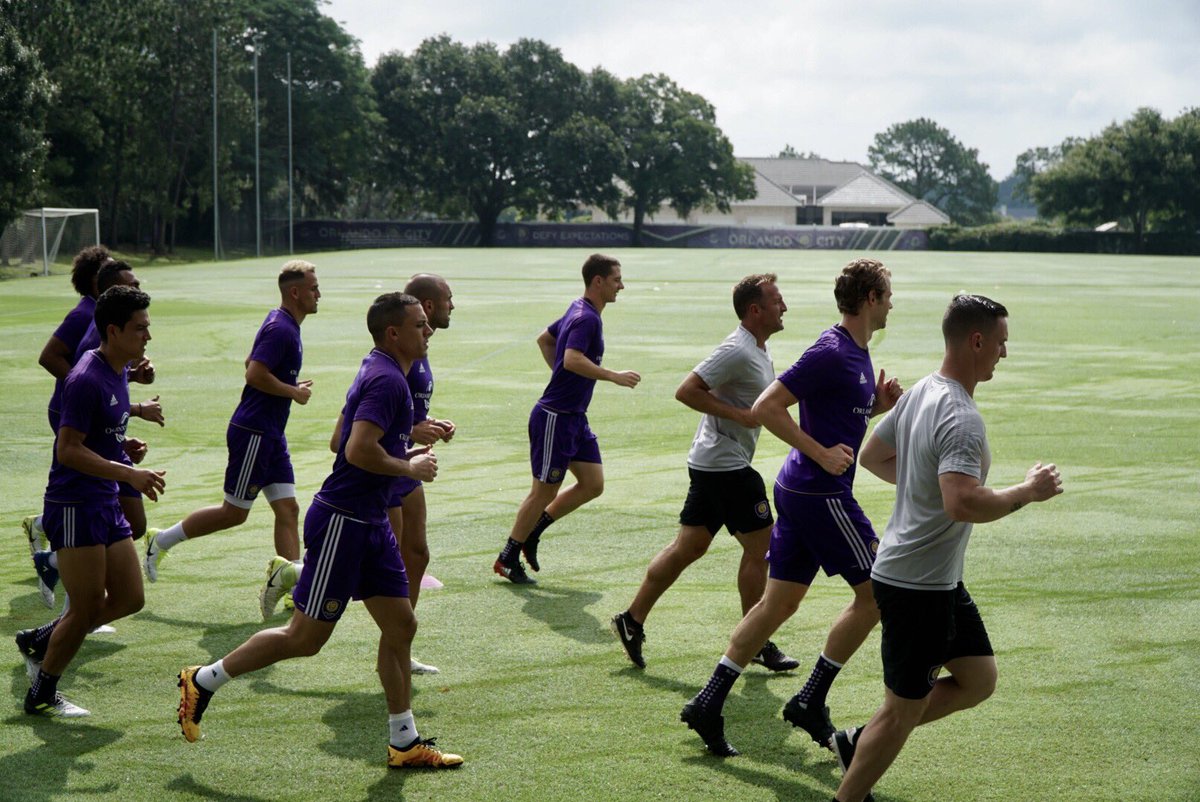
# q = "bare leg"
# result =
<box><xmin>398</xmin><ymin>488</ymin><xmax>429</xmax><ymax>608</ymax></box>
<box><xmin>543</xmin><ymin>460</ymin><xmax>604</xmax><ymax>520</ymax></box>
<box><xmin>268</xmin><ymin>496</ymin><xmax>301</xmax><ymax>560</ymax></box>
<box><xmin>220</xmin><ymin>610</ymin><xmax>336</xmax><ymax>677</ymax></box>
<box><xmin>507</xmin><ymin>480</ymin><xmax>562</xmax><ymax>544</ymax></box>
<box><xmin>732</xmin><ymin>526</ymin><xmax>771</xmax><ymax>616</ymax></box>
<box><xmin>821</xmin><ymin>580</ymin><xmax>881</xmax><ymax>664</ymax></box>
<box><xmin>628</xmin><ymin>525</ymin><xmax>712</xmax><ymax>623</ymax></box>
<box><xmin>119</xmin><ymin>496</ymin><xmax>147</xmax><ymax>540</ymax></box>
<box><xmin>725</xmin><ymin>577</ymin><xmax>808</xmax><ymax>666</ymax></box>
<box><xmin>179</xmin><ymin>501</ymin><xmax>250</xmax><ymax>540</ymax></box>
<box><xmin>364</xmin><ymin>596</ymin><xmax>417</xmax><ymax>714</ymax></box>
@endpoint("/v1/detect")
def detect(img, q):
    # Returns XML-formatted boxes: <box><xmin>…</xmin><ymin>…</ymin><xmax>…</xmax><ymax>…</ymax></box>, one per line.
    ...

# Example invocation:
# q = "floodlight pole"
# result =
<box><xmin>287</xmin><ymin>51</ymin><xmax>293</xmax><ymax>255</ymax></box>
<box><xmin>212</xmin><ymin>29</ymin><xmax>220</xmax><ymax>261</ymax></box>
<box><xmin>253</xmin><ymin>34</ymin><xmax>263</xmax><ymax>258</ymax></box>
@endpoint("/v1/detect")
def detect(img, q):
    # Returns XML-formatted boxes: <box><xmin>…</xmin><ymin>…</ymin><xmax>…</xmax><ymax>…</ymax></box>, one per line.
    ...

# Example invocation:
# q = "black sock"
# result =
<box><xmin>693</xmin><ymin>661</ymin><xmax>741</xmax><ymax>712</ymax></box>
<box><xmin>526</xmin><ymin>511</ymin><xmax>554</xmax><ymax>541</ymax></box>
<box><xmin>31</xmin><ymin>668</ymin><xmax>60</xmax><ymax>702</ymax></box>
<box><xmin>796</xmin><ymin>653</ymin><xmax>842</xmax><ymax>708</ymax></box>
<box><xmin>31</xmin><ymin>617</ymin><xmax>61</xmax><ymax>657</ymax></box>
<box><xmin>499</xmin><ymin>537</ymin><xmax>523</xmax><ymax>564</ymax></box>
<box><xmin>622</xmin><ymin>610</ymin><xmax>643</xmax><ymax>629</ymax></box>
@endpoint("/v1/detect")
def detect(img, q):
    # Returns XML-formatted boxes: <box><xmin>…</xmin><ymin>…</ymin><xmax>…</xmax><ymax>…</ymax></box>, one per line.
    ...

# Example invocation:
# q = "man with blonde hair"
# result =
<box><xmin>144</xmin><ymin>261</ymin><xmax>319</xmax><ymax>581</ymax></box>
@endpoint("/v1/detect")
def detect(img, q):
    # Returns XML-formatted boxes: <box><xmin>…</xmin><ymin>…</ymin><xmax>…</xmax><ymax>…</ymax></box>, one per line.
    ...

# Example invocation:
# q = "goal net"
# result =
<box><xmin>0</xmin><ymin>208</ymin><xmax>100</xmax><ymax>275</ymax></box>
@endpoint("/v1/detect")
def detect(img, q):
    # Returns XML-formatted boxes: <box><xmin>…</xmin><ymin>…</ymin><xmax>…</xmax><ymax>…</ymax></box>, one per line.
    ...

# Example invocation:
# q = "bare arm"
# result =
<box><xmin>563</xmin><ymin>348</ymin><xmax>641</xmax><ymax>388</ymax></box>
<box><xmin>675</xmin><ymin>371</ymin><xmax>755</xmax><ymax>428</ymax></box>
<box><xmin>858</xmin><ymin>431</ymin><xmax>897</xmax><ymax>484</ymax></box>
<box><xmin>536</xmin><ymin>329</ymin><xmax>557</xmax><ymax>369</ymax></box>
<box><xmin>939</xmin><ymin>462</ymin><xmax>1062</xmax><ymax>523</ymax></box>
<box><xmin>343</xmin><ymin>419</ymin><xmax>437</xmax><ymax>482</ymax></box>
<box><xmin>751</xmin><ymin>380</ymin><xmax>854</xmax><ymax>475</ymax></box>
<box><xmin>245</xmin><ymin>359</ymin><xmax>312</xmax><ymax>404</ymax></box>
<box><xmin>57</xmin><ymin>425</ymin><xmax>166</xmax><ymax>500</ymax></box>
<box><xmin>38</xmin><ymin>336</ymin><xmax>74</xmax><ymax>380</ymax></box>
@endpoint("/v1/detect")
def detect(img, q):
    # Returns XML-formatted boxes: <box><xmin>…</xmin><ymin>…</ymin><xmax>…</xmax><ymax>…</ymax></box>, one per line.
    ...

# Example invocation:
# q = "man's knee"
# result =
<box><xmin>222</xmin><ymin>503</ymin><xmax>252</xmax><ymax>526</ymax></box>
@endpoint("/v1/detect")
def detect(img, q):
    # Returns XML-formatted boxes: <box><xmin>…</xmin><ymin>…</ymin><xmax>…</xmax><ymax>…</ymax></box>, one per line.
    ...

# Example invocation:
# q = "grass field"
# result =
<box><xmin>1</xmin><ymin>248</ymin><xmax>1198</xmax><ymax>802</ymax></box>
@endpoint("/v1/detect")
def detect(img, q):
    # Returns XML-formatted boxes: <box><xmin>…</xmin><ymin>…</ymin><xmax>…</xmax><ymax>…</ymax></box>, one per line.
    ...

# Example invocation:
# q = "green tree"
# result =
<box><xmin>0</xmin><ymin>17</ymin><xmax>55</xmax><ymax>232</ymax></box>
<box><xmin>609</xmin><ymin>74</ymin><xmax>756</xmax><ymax>244</ymax></box>
<box><xmin>1009</xmin><ymin>138</ymin><xmax>1083</xmax><ymax>203</ymax></box>
<box><xmin>868</xmin><ymin>118</ymin><xmax>997</xmax><ymax>226</ymax></box>
<box><xmin>1032</xmin><ymin>107</ymin><xmax>1177</xmax><ymax>247</ymax></box>
<box><xmin>777</xmin><ymin>144</ymin><xmax>822</xmax><ymax>159</ymax></box>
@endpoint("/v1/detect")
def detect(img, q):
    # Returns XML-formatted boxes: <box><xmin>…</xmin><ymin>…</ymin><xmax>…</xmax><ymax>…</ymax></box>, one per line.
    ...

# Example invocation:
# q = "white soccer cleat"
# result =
<box><xmin>143</xmin><ymin>528</ymin><xmax>165</xmax><ymax>582</ymax></box>
<box><xmin>411</xmin><ymin>657</ymin><xmax>440</xmax><ymax>675</ymax></box>
<box><xmin>22</xmin><ymin>515</ymin><xmax>45</xmax><ymax>557</ymax></box>
<box><xmin>259</xmin><ymin>556</ymin><xmax>293</xmax><ymax>620</ymax></box>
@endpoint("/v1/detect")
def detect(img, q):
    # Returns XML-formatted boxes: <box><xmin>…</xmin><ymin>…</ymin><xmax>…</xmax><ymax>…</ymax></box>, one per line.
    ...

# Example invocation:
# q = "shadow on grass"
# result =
<box><xmin>166</xmin><ymin>774</ymin><xmax>273</xmax><ymax>802</ymax></box>
<box><xmin>134</xmin><ymin>609</ymin><xmax>267</xmax><ymax>660</ymax></box>
<box><xmin>497</xmin><ymin>581</ymin><xmax>607</xmax><ymax>644</ymax></box>
<box><xmin>0</xmin><ymin>717</ymin><xmax>122</xmax><ymax>801</ymax></box>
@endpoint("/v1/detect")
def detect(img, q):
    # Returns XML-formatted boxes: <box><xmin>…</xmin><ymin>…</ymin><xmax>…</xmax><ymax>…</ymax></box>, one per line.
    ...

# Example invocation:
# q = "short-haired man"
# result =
<box><xmin>831</xmin><ymin>295</ymin><xmax>1062</xmax><ymax>802</ymax></box>
<box><xmin>177</xmin><ymin>293</ymin><xmax>462</xmax><ymax>769</ymax></box>
<box><xmin>260</xmin><ymin>273</ymin><xmax>456</xmax><ymax>679</ymax></box>
<box><xmin>16</xmin><ymin>285</ymin><xmax>167</xmax><ymax>717</ymax></box>
<box><xmin>612</xmin><ymin>274</ymin><xmax>798</xmax><ymax>672</ymax></box>
<box><xmin>494</xmin><ymin>253</ymin><xmax>640</xmax><ymax>584</ymax></box>
<box><xmin>681</xmin><ymin>258</ymin><xmax>902</xmax><ymax>757</ymax></box>
<box><xmin>29</xmin><ymin>261</ymin><xmax>164</xmax><ymax>608</ymax></box>
<box><xmin>144</xmin><ymin>261</ymin><xmax>319</xmax><ymax>580</ymax></box>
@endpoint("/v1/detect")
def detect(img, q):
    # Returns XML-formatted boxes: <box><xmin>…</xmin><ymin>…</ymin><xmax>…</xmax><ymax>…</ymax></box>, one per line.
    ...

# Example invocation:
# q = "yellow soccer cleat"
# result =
<box><xmin>177</xmin><ymin>666</ymin><xmax>210</xmax><ymax>743</ymax></box>
<box><xmin>259</xmin><ymin>556</ymin><xmax>293</xmax><ymax>620</ymax></box>
<box><xmin>387</xmin><ymin>738</ymin><xmax>464</xmax><ymax>769</ymax></box>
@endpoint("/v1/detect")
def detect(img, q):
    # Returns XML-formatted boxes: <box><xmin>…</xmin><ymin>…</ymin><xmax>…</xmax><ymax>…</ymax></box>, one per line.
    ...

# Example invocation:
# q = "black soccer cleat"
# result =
<box><xmin>680</xmin><ymin>700</ymin><xmax>739</xmax><ymax>757</ymax></box>
<box><xmin>832</xmin><ymin>726</ymin><xmax>864</xmax><ymax>774</ymax></box>
<box><xmin>751</xmin><ymin>640</ymin><xmax>800</xmax><ymax>672</ymax></box>
<box><xmin>521</xmin><ymin>534</ymin><xmax>540</xmax><ymax>572</ymax></box>
<box><xmin>493</xmin><ymin>559</ymin><xmax>537</xmax><ymax>585</ymax></box>
<box><xmin>782</xmin><ymin>695</ymin><xmax>835</xmax><ymax>749</ymax></box>
<box><xmin>610</xmin><ymin>611</ymin><xmax>646</xmax><ymax>669</ymax></box>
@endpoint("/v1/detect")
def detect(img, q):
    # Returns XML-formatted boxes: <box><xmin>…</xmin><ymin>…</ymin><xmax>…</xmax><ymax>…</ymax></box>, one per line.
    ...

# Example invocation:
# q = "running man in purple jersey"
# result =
<box><xmin>494</xmin><ymin>253</ymin><xmax>641</xmax><ymax>585</ymax></box>
<box><xmin>143</xmin><ymin>261</ymin><xmax>319</xmax><ymax>582</ymax></box>
<box><xmin>28</xmin><ymin>261</ymin><xmax>165</xmax><ymax>609</ymax></box>
<box><xmin>612</xmin><ymin>274</ymin><xmax>799</xmax><ymax>672</ymax></box>
<box><xmin>261</xmin><ymin>274</ymin><xmax>456</xmax><ymax>680</ymax></box>
<box><xmin>177</xmin><ymin>293</ymin><xmax>463</xmax><ymax>769</ymax></box>
<box><xmin>16</xmin><ymin>286</ymin><xmax>167</xmax><ymax>718</ymax></box>
<box><xmin>831</xmin><ymin>295</ymin><xmax>1062</xmax><ymax>802</ymax></box>
<box><xmin>681</xmin><ymin>258</ymin><xmax>903</xmax><ymax>758</ymax></box>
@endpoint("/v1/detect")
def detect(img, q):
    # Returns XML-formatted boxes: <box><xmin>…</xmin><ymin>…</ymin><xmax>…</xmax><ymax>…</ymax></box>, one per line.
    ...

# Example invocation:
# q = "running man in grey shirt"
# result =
<box><xmin>831</xmin><ymin>294</ymin><xmax>1063</xmax><ymax>802</ymax></box>
<box><xmin>612</xmin><ymin>274</ymin><xmax>797</xmax><ymax>672</ymax></box>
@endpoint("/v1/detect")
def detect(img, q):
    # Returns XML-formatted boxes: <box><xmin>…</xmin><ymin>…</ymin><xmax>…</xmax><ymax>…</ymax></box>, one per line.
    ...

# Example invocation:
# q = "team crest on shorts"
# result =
<box><xmin>322</xmin><ymin>599</ymin><xmax>342</xmax><ymax>618</ymax></box>
<box><xmin>247</xmin><ymin>485</ymin><xmax>260</xmax><ymax>498</ymax></box>
<box><xmin>755</xmin><ymin>501</ymin><xmax>770</xmax><ymax>519</ymax></box>
<box><xmin>870</xmin><ymin>539</ymin><xmax>879</xmax><ymax>554</ymax></box>
<box><xmin>549</xmin><ymin>468</ymin><xmax>563</xmax><ymax>482</ymax></box>
<box><xmin>927</xmin><ymin>664</ymin><xmax>943</xmax><ymax>686</ymax></box>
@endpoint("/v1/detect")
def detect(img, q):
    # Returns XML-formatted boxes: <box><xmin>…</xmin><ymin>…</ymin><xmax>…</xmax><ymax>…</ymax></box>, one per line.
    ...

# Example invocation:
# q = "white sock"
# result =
<box><xmin>389</xmin><ymin>710</ymin><xmax>418</xmax><ymax>747</ymax></box>
<box><xmin>47</xmin><ymin>552</ymin><xmax>59</xmax><ymax>569</ymax></box>
<box><xmin>820</xmin><ymin>652</ymin><xmax>845</xmax><ymax>669</ymax></box>
<box><xmin>195</xmin><ymin>659</ymin><xmax>232</xmax><ymax>692</ymax></box>
<box><xmin>156</xmin><ymin>522</ymin><xmax>189</xmax><ymax>551</ymax></box>
<box><xmin>33</xmin><ymin>515</ymin><xmax>45</xmax><ymax>534</ymax></box>
<box><xmin>719</xmin><ymin>654</ymin><xmax>745</xmax><ymax>673</ymax></box>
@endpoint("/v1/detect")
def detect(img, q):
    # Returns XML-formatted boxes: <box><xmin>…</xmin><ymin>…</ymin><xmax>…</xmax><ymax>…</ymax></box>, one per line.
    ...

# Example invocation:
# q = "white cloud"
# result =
<box><xmin>326</xmin><ymin>0</ymin><xmax>1200</xmax><ymax>177</ymax></box>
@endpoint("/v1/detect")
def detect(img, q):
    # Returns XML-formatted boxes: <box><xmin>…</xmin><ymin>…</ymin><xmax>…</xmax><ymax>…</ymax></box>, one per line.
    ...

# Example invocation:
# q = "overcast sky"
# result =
<box><xmin>324</xmin><ymin>0</ymin><xmax>1199</xmax><ymax>179</ymax></box>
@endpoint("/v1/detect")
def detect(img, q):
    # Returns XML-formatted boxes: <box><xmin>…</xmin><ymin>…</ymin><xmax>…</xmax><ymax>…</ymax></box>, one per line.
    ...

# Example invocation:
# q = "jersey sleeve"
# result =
<box><xmin>58</xmin><ymin>370</ymin><xmax>101</xmax><ymax>435</ymax></box>
<box><xmin>248</xmin><ymin>320</ymin><xmax>290</xmax><ymax>371</ymax></box>
<box><xmin>352</xmin><ymin>374</ymin><xmax>402</xmax><ymax>432</ymax></box>
<box><xmin>777</xmin><ymin>342</ymin><xmax>833</xmax><ymax>402</ymax></box>
<box><xmin>562</xmin><ymin>313</ymin><xmax>600</xmax><ymax>354</ymax></box>
<box><xmin>935</xmin><ymin>407</ymin><xmax>987</xmax><ymax>480</ymax></box>
<box><xmin>52</xmin><ymin>305</ymin><xmax>93</xmax><ymax>353</ymax></box>
<box><xmin>872</xmin><ymin>404</ymin><xmax>898</xmax><ymax>447</ymax></box>
<box><xmin>692</xmin><ymin>339</ymin><xmax>741</xmax><ymax>389</ymax></box>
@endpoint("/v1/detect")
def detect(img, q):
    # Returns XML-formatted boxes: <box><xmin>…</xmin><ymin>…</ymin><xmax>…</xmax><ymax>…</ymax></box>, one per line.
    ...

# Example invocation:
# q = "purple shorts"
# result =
<box><xmin>387</xmin><ymin>476</ymin><xmax>421</xmax><ymax>509</ymax></box>
<box><xmin>43</xmin><ymin>499</ymin><xmax>133</xmax><ymax>550</ymax></box>
<box><xmin>223</xmin><ymin>424</ymin><xmax>295</xmax><ymax>504</ymax></box>
<box><xmin>292</xmin><ymin>500</ymin><xmax>410</xmax><ymax>622</ymax></box>
<box><xmin>767</xmin><ymin>484</ymin><xmax>878</xmax><ymax>586</ymax></box>
<box><xmin>528</xmin><ymin>404</ymin><xmax>601</xmax><ymax>483</ymax></box>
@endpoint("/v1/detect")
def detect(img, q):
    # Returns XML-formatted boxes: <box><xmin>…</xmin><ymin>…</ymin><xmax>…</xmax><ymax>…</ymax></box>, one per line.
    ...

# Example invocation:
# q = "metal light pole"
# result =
<box><xmin>212</xmin><ymin>29</ymin><xmax>220</xmax><ymax>261</ymax></box>
<box><xmin>252</xmin><ymin>34</ymin><xmax>263</xmax><ymax>258</ymax></box>
<box><xmin>287</xmin><ymin>51</ymin><xmax>293</xmax><ymax>255</ymax></box>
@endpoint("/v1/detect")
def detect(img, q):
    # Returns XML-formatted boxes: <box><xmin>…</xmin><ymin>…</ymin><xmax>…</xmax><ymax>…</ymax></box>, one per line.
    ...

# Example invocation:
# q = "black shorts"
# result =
<box><xmin>874</xmin><ymin>580</ymin><xmax>994</xmax><ymax>700</ymax></box>
<box><xmin>679</xmin><ymin>466</ymin><xmax>773</xmax><ymax>536</ymax></box>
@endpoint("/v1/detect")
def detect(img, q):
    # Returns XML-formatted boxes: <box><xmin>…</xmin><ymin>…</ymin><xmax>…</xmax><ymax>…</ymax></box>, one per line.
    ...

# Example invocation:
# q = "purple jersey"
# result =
<box><xmin>407</xmin><ymin>356</ymin><xmax>433</xmax><ymax>424</ymax></box>
<box><xmin>537</xmin><ymin>298</ymin><xmax>604</xmax><ymax>414</ymax></box>
<box><xmin>47</xmin><ymin>296</ymin><xmax>97</xmax><ymax>421</ymax></box>
<box><xmin>776</xmin><ymin>326</ymin><xmax>876</xmax><ymax>495</ymax></box>
<box><xmin>229</xmin><ymin>308</ymin><xmax>303</xmax><ymax>438</ymax></box>
<box><xmin>44</xmin><ymin>350</ymin><xmax>130</xmax><ymax>503</ymax></box>
<box><xmin>74</xmin><ymin>321</ymin><xmax>100</xmax><ymax>363</ymax></box>
<box><xmin>315</xmin><ymin>349</ymin><xmax>414</xmax><ymax>523</ymax></box>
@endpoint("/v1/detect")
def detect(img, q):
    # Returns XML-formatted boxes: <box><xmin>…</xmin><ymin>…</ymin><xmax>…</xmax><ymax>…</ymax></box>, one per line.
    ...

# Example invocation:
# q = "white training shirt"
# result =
<box><xmin>687</xmin><ymin>325</ymin><xmax>774</xmax><ymax>472</ymax></box>
<box><xmin>870</xmin><ymin>372</ymin><xmax>991</xmax><ymax>591</ymax></box>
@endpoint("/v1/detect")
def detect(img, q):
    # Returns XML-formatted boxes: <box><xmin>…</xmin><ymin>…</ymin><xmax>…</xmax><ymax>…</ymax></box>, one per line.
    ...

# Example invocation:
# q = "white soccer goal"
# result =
<box><xmin>0</xmin><ymin>208</ymin><xmax>100</xmax><ymax>276</ymax></box>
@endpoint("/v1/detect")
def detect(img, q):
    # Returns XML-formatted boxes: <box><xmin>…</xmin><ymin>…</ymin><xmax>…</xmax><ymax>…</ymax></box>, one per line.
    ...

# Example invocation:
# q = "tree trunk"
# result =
<box><xmin>632</xmin><ymin>198</ymin><xmax>646</xmax><ymax>246</ymax></box>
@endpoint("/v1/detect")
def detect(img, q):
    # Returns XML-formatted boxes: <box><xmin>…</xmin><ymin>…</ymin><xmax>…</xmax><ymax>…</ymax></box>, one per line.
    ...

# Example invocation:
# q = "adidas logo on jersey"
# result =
<box><xmin>418</xmin><ymin>364</ymin><xmax>426</xmax><ymax>373</ymax></box>
<box><xmin>109</xmin><ymin>394</ymin><xmax>119</xmax><ymax>406</ymax></box>
<box><xmin>859</xmin><ymin>373</ymin><xmax>867</xmax><ymax>384</ymax></box>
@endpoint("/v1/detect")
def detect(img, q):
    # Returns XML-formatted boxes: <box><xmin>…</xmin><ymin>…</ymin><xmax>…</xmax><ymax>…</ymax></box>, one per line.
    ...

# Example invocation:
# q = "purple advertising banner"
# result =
<box><xmin>290</xmin><ymin>221</ymin><xmax>928</xmax><ymax>251</ymax></box>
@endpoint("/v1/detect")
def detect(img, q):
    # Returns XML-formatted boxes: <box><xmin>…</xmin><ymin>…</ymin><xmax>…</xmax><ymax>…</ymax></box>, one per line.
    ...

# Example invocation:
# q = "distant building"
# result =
<box><xmin>592</xmin><ymin>157</ymin><xmax>951</xmax><ymax>229</ymax></box>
